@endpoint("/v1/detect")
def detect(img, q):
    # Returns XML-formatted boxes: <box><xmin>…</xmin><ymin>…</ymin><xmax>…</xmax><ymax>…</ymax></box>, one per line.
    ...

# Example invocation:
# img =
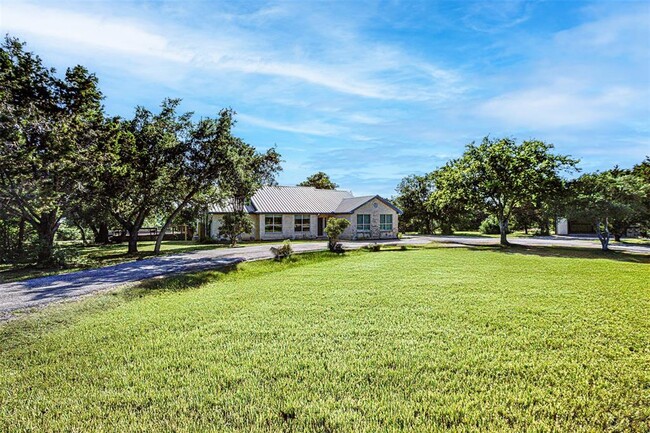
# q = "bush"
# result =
<box><xmin>270</xmin><ymin>240</ymin><xmax>293</xmax><ymax>260</ymax></box>
<box><xmin>479</xmin><ymin>215</ymin><xmax>506</xmax><ymax>234</ymax></box>
<box><xmin>366</xmin><ymin>243</ymin><xmax>381</xmax><ymax>252</ymax></box>
<box><xmin>56</xmin><ymin>221</ymin><xmax>82</xmax><ymax>241</ymax></box>
<box><xmin>324</xmin><ymin>218</ymin><xmax>351</xmax><ymax>252</ymax></box>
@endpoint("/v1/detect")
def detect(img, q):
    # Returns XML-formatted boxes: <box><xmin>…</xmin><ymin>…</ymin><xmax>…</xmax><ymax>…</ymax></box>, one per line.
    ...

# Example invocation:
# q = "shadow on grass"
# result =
<box><xmin>463</xmin><ymin>244</ymin><xmax>650</xmax><ymax>264</ymax></box>
<box><xmin>121</xmin><ymin>263</ymin><xmax>241</xmax><ymax>301</ymax></box>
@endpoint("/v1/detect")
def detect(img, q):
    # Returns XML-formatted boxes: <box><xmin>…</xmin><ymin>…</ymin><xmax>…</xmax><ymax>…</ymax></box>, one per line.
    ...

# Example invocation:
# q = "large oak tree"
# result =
<box><xmin>437</xmin><ymin>137</ymin><xmax>577</xmax><ymax>245</ymax></box>
<box><xmin>0</xmin><ymin>37</ymin><xmax>106</xmax><ymax>266</ymax></box>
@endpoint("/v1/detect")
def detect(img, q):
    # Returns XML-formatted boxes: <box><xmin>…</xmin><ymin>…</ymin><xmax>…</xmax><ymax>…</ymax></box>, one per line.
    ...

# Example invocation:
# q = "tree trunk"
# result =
<box><xmin>539</xmin><ymin>219</ymin><xmax>550</xmax><ymax>236</ymax></box>
<box><xmin>154</xmin><ymin>192</ymin><xmax>196</xmax><ymax>254</ymax></box>
<box><xmin>595</xmin><ymin>218</ymin><xmax>610</xmax><ymax>251</ymax></box>
<box><xmin>440</xmin><ymin>222</ymin><xmax>453</xmax><ymax>235</ymax></box>
<box><xmin>499</xmin><ymin>218</ymin><xmax>510</xmax><ymax>246</ymax></box>
<box><xmin>614</xmin><ymin>233</ymin><xmax>622</xmax><ymax>242</ymax></box>
<box><xmin>74</xmin><ymin>222</ymin><xmax>87</xmax><ymax>245</ymax></box>
<box><xmin>16</xmin><ymin>217</ymin><xmax>25</xmax><ymax>257</ymax></box>
<box><xmin>35</xmin><ymin>212</ymin><xmax>60</xmax><ymax>267</ymax></box>
<box><xmin>127</xmin><ymin>231</ymin><xmax>139</xmax><ymax>254</ymax></box>
<box><xmin>96</xmin><ymin>222</ymin><xmax>110</xmax><ymax>244</ymax></box>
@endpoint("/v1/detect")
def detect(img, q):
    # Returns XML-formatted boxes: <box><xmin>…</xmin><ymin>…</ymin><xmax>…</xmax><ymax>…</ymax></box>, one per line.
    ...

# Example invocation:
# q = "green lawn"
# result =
<box><xmin>1</xmin><ymin>247</ymin><xmax>648</xmax><ymax>432</ymax></box>
<box><xmin>0</xmin><ymin>239</ymin><xmax>318</xmax><ymax>283</ymax></box>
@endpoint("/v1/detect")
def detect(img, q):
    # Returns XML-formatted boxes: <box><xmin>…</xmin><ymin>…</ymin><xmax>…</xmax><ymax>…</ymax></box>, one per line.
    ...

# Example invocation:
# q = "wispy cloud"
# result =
<box><xmin>1</xmin><ymin>2</ymin><xmax>464</xmax><ymax>102</ymax></box>
<box><xmin>1</xmin><ymin>0</ymin><xmax>647</xmax><ymax>196</ymax></box>
<box><xmin>1</xmin><ymin>3</ymin><xmax>190</xmax><ymax>62</ymax></box>
<box><xmin>477</xmin><ymin>85</ymin><xmax>639</xmax><ymax>128</ymax></box>
<box><xmin>237</xmin><ymin>114</ymin><xmax>348</xmax><ymax>137</ymax></box>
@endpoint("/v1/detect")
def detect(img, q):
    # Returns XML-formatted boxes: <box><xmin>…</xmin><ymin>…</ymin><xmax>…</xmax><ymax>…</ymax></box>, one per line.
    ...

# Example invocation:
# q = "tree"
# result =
<box><xmin>152</xmin><ymin>109</ymin><xmax>237</xmax><ymax>254</ymax></box>
<box><xmin>99</xmin><ymin>99</ymin><xmax>193</xmax><ymax>254</ymax></box>
<box><xmin>298</xmin><ymin>172</ymin><xmax>338</xmax><ymax>189</ymax></box>
<box><xmin>220</xmin><ymin>211</ymin><xmax>254</xmax><ymax>247</ymax></box>
<box><xmin>568</xmin><ymin>171</ymin><xmax>649</xmax><ymax>250</ymax></box>
<box><xmin>394</xmin><ymin>174</ymin><xmax>437</xmax><ymax>233</ymax></box>
<box><xmin>324</xmin><ymin>218</ymin><xmax>350</xmax><ymax>251</ymax></box>
<box><xmin>437</xmin><ymin>137</ymin><xmax>577</xmax><ymax>246</ymax></box>
<box><xmin>0</xmin><ymin>36</ymin><xmax>106</xmax><ymax>266</ymax></box>
<box><xmin>198</xmin><ymin>138</ymin><xmax>281</xmax><ymax>246</ymax></box>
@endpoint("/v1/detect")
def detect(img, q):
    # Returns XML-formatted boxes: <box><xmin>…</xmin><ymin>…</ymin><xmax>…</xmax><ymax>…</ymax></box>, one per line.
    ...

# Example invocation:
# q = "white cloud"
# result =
<box><xmin>1</xmin><ymin>2</ymin><xmax>191</xmax><ymax>62</ymax></box>
<box><xmin>237</xmin><ymin>114</ymin><xmax>348</xmax><ymax>137</ymax></box>
<box><xmin>0</xmin><ymin>2</ymin><xmax>465</xmax><ymax>102</ymax></box>
<box><xmin>477</xmin><ymin>85</ymin><xmax>638</xmax><ymax>128</ymax></box>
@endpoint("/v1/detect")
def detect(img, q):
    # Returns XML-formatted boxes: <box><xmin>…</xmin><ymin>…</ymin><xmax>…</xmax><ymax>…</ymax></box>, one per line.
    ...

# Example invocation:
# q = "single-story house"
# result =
<box><xmin>203</xmin><ymin>185</ymin><xmax>402</xmax><ymax>241</ymax></box>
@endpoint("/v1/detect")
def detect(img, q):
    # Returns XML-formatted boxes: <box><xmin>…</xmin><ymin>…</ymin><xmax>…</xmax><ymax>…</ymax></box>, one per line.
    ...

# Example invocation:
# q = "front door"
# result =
<box><xmin>317</xmin><ymin>217</ymin><xmax>325</xmax><ymax>236</ymax></box>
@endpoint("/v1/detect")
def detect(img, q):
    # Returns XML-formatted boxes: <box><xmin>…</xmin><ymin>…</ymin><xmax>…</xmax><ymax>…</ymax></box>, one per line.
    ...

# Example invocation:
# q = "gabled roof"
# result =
<box><xmin>208</xmin><ymin>186</ymin><xmax>402</xmax><ymax>215</ymax></box>
<box><xmin>335</xmin><ymin>195</ymin><xmax>404</xmax><ymax>215</ymax></box>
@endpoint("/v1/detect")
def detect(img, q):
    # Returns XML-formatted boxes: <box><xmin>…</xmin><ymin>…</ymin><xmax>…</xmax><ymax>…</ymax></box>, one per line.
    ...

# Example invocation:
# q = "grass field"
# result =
<box><xmin>1</xmin><ymin>246</ymin><xmax>648</xmax><ymax>432</ymax></box>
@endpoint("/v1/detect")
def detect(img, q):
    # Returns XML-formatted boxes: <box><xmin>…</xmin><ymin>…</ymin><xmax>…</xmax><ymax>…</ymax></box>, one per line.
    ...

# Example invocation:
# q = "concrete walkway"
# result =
<box><xmin>1</xmin><ymin>235</ymin><xmax>647</xmax><ymax>318</ymax></box>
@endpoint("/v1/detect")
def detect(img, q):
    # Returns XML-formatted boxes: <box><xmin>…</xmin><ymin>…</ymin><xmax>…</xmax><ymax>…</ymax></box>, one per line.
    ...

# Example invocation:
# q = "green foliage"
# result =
<box><xmin>567</xmin><ymin>170</ymin><xmax>649</xmax><ymax>249</ymax></box>
<box><xmin>394</xmin><ymin>174</ymin><xmax>438</xmax><ymax>233</ymax></box>
<box><xmin>220</xmin><ymin>211</ymin><xmax>254</xmax><ymax>247</ymax></box>
<box><xmin>324</xmin><ymin>217</ymin><xmax>350</xmax><ymax>251</ymax></box>
<box><xmin>435</xmin><ymin>137</ymin><xmax>577</xmax><ymax>245</ymax></box>
<box><xmin>478</xmin><ymin>215</ymin><xmax>503</xmax><ymax>234</ymax></box>
<box><xmin>0</xmin><ymin>36</ymin><xmax>106</xmax><ymax>266</ymax></box>
<box><xmin>55</xmin><ymin>221</ymin><xmax>82</xmax><ymax>241</ymax></box>
<box><xmin>1</xmin><ymin>248</ymin><xmax>648</xmax><ymax>431</ymax></box>
<box><xmin>297</xmin><ymin>171</ymin><xmax>338</xmax><ymax>189</ymax></box>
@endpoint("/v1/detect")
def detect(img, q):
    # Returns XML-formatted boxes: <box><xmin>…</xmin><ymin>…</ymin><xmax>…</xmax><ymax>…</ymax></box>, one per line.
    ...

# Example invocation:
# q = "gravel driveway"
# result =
<box><xmin>1</xmin><ymin>235</ymin><xmax>647</xmax><ymax>319</ymax></box>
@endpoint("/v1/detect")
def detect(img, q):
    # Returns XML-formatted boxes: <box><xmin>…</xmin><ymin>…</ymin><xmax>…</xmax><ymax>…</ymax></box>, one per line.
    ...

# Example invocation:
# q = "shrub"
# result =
<box><xmin>270</xmin><ymin>240</ymin><xmax>293</xmax><ymax>260</ymax></box>
<box><xmin>324</xmin><ymin>218</ymin><xmax>350</xmax><ymax>252</ymax></box>
<box><xmin>479</xmin><ymin>215</ymin><xmax>501</xmax><ymax>234</ymax></box>
<box><xmin>367</xmin><ymin>243</ymin><xmax>381</xmax><ymax>252</ymax></box>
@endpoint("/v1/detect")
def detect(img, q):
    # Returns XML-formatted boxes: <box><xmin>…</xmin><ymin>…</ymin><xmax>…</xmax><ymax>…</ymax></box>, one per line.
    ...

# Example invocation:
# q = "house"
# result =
<box><xmin>204</xmin><ymin>186</ymin><xmax>402</xmax><ymax>241</ymax></box>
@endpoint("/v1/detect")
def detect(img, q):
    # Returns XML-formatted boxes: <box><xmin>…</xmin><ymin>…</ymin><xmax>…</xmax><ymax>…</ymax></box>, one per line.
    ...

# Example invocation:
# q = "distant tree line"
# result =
<box><xmin>394</xmin><ymin>137</ymin><xmax>649</xmax><ymax>250</ymax></box>
<box><xmin>0</xmin><ymin>36</ymin><xmax>281</xmax><ymax>267</ymax></box>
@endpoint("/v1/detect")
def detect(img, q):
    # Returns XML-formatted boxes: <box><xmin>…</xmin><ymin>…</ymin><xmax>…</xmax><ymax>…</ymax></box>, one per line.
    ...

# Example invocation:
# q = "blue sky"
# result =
<box><xmin>1</xmin><ymin>0</ymin><xmax>649</xmax><ymax>196</ymax></box>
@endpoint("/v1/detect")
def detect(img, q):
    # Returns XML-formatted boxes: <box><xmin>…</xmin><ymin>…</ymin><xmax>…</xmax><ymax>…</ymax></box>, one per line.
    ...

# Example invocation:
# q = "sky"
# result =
<box><xmin>1</xmin><ymin>0</ymin><xmax>649</xmax><ymax>196</ymax></box>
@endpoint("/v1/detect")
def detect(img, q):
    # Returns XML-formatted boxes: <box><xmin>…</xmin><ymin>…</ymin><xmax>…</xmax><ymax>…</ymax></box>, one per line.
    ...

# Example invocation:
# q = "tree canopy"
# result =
<box><xmin>567</xmin><ymin>170</ymin><xmax>649</xmax><ymax>250</ymax></box>
<box><xmin>435</xmin><ymin>137</ymin><xmax>578</xmax><ymax>245</ymax></box>
<box><xmin>0</xmin><ymin>36</ymin><xmax>107</xmax><ymax>266</ymax></box>
<box><xmin>298</xmin><ymin>172</ymin><xmax>338</xmax><ymax>189</ymax></box>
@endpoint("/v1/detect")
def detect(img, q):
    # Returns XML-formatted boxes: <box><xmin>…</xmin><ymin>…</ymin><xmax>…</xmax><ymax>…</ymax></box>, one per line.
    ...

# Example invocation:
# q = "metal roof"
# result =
<box><xmin>208</xmin><ymin>202</ymin><xmax>256</xmax><ymax>213</ymax></box>
<box><xmin>208</xmin><ymin>186</ymin><xmax>402</xmax><ymax>215</ymax></box>
<box><xmin>250</xmin><ymin>186</ymin><xmax>353</xmax><ymax>213</ymax></box>
<box><xmin>334</xmin><ymin>196</ymin><xmax>375</xmax><ymax>213</ymax></box>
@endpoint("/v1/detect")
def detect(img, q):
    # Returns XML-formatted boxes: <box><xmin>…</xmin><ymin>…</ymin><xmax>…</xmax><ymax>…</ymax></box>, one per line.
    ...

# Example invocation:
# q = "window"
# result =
<box><xmin>294</xmin><ymin>214</ymin><xmax>311</xmax><ymax>232</ymax></box>
<box><xmin>380</xmin><ymin>214</ymin><xmax>393</xmax><ymax>231</ymax></box>
<box><xmin>357</xmin><ymin>214</ymin><xmax>370</xmax><ymax>232</ymax></box>
<box><xmin>265</xmin><ymin>214</ymin><xmax>283</xmax><ymax>233</ymax></box>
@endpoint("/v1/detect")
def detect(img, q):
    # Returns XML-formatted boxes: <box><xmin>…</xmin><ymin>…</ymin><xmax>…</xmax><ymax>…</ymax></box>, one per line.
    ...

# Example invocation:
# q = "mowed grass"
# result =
<box><xmin>1</xmin><ymin>247</ymin><xmax>649</xmax><ymax>432</ymax></box>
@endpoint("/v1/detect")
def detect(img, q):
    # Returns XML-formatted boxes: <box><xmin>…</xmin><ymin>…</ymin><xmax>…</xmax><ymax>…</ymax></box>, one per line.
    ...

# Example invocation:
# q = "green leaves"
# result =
<box><xmin>298</xmin><ymin>172</ymin><xmax>338</xmax><ymax>189</ymax></box>
<box><xmin>434</xmin><ymin>137</ymin><xmax>578</xmax><ymax>244</ymax></box>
